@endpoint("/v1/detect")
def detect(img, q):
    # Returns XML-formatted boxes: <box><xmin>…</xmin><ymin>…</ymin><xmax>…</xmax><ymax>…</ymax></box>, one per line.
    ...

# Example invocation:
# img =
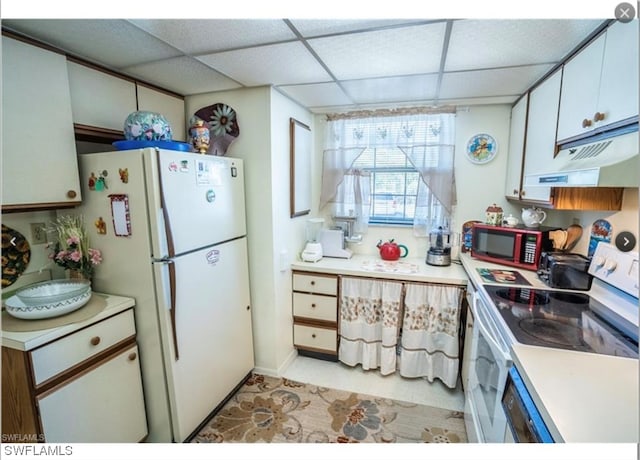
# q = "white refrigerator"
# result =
<box><xmin>73</xmin><ymin>148</ymin><xmax>255</xmax><ymax>442</ymax></box>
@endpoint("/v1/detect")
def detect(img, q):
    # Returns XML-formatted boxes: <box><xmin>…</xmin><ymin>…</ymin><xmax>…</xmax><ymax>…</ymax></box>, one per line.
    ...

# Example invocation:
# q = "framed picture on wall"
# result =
<box><xmin>290</xmin><ymin>118</ymin><xmax>311</xmax><ymax>218</ymax></box>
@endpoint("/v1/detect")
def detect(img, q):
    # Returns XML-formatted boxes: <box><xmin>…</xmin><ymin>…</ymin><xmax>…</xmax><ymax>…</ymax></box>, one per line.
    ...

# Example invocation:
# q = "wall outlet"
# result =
<box><xmin>30</xmin><ymin>222</ymin><xmax>47</xmax><ymax>244</ymax></box>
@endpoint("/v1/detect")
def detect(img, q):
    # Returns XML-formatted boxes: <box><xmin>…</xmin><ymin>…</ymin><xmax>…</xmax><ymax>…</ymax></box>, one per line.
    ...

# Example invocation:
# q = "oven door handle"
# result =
<box><xmin>471</xmin><ymin>292</ymin><xmax>511</xmax><ymax>363</ymax></box>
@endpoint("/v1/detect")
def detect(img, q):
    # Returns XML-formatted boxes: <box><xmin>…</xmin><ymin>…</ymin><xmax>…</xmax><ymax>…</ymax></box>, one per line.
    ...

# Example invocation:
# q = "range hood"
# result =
<box><xmin>524</xmin><ymin>128</ymin><xmax>639</xmax><ymax>187</ymax></box>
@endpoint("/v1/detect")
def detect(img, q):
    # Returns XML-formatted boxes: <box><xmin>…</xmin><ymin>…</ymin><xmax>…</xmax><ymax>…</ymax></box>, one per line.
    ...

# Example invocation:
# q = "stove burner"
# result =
<box><xmin>519</xmin><ymin>318</ymin><xmax>583</xmax><ymax>348</ymax></box>
<box><xmin>495</xmin><ymin>288</ymin><xmax>550</xmax><ymax>306</ymax></box>
<box><xmin>547</xmin><ymin>291</ymin><xmax>590</xmax><ymax>305</ymax></box>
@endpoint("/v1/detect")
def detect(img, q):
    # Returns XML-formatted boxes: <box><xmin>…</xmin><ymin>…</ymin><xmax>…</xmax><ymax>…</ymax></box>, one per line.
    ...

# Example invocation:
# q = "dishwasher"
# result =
<box><xmin>502</xmin><ymin>366</ymin><xmax>554</xmax><ymax>443</ymax></box>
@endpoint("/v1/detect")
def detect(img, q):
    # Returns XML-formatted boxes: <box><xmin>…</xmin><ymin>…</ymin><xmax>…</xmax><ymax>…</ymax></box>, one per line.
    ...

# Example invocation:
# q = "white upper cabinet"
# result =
<box><xmin>557</xmin><ymin>21</ymin><xmax>639</xmax><ymax>142</ymax></box>
<box><xmin>67</xmin><ymin>61</ymin><xmax>137</xmax><ymax>132</ymax></box>
<box><xmin>504</xmin><ymin>95</ymin><xmax>528</xmax><ymax>200</ymax></box>
<box><xmin>521</xmin><ymin>68</ymin><xmax>562</xmax><ymax>203</ymax></box>
<box><xmin>136</xmin><ymin>84</ymin><xmax>186</xmax><ymax>141</ymax></box>
<box><xmin>1</xmin><ymin>36</ymin><xmax>81</xmax><ymax>209</ymax></box>
<box><xmin>597</xmin><ymin>21</ymin><xmax>639</xmax><ymax>129</ymax></box>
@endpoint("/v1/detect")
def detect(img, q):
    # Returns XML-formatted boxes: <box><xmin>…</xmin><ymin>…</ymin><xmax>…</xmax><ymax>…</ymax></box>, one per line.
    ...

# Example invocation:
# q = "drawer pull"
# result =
<box><xmin>310</xmin><ymin>281</ymin><xmax>315</xmax><ymax>286</ymax></box>
<box><xmin>311</xmin><ymin>333</ymin><xmax>316</xmax><ymax>339</ymax></box>
<box><xmin>90</xmin><ymin>336</ymin><xmax>101</xmax><ymax>346</ymax></box>
<box><xmin>128</xmin><ymin>352</ymin><xmax>137</xmax><ymax>361</ymax></box>
<box><xmin>67</xmin><ymin>190</ymin><xmax>77</xmax><ymax>199</ymax></box>
<box><xmin>311</xmin><ymin>303</ymin><xmax>316</xmax><ymax>308</ymax></box>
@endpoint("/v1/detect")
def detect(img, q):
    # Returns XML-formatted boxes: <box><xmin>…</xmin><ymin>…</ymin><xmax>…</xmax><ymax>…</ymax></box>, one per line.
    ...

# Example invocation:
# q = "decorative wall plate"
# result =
<box><xmin>2</xmin><ymin>224</ymin><xmax>31</xmax><ymax>288</ymax></box>
<box><xmin>466</xmin><ymin>133</ymin><xmax>497</xmax><ymax>164</ymax></box>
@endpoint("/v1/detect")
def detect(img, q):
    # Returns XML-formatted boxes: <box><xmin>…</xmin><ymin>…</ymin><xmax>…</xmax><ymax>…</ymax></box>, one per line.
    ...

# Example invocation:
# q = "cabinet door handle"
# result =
<box><xmin>582</xmin><ymin>118</ymin><xmax>592</xmax><ymax>128</ymax></box>
<box><xmin>593</xmin><ymin>111</ymin><xmax>605</xmax><ymax>122</ymax></box>
<box><xmin>67</xmin><ymin>190</ymin><xmax>77</xmax><ymax>199</ymax></box>
<box><xmin>90</xmin><ymin>336</ymin><xmax>101</xmax><ymax>346</ymax></box>
<box><xmin>311</xmin><ymin>333</ymin><xmax>316</xmax><ymax>338</ymax></box>
<box><xmin>128</xmin><ymin>352</ymin><xmax>137</xmax><ymax>361</ymax></box>
<box><xmin>513</xmin><ymin>189</ymin><xmax>518</xmax><ymax>195</ymax></box>
<box><xmin>246</xmin><ymin>305</ymin><xmax>251</xmax><ymax>311</ymax></box>
<box><xmin>311</xmin><ymin>303</ymin><xmax>316</xmax><ymax>308</ymax></box>
<box><xmin>521</xmin><ymin>190</ymin><xmax>526</xmax><ymax>196</ymax></box>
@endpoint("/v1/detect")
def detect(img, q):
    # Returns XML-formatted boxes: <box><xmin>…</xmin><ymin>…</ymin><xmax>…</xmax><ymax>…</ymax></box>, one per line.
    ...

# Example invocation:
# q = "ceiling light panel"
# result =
<box><xmin>307</xmin><ymin>22</ymin><xmax>446</xmax><ymax>80</ymax></box>
<box><xmin>2</xmin><ymin>19</ymin><xmax>182</xmax><ymax>69</ymax></box>
<box><xmin>439</xmin><ymin>64</ymin><xmax>554</xmax><ymax>99</ymax></box>
<box><xmin>197</xmin><ymin>42</ymin><xmax>332</xmax><ymax>86</ymax></box>
<box><xmin>128</xmin><ymin>19</ymin><xmax>297</xmax><ymax>55</ymax></box>
<box><xmin>341</xmin><ymin>74</ymin><xmax>439</xmax><ymax>104</ymax></box>
<box><xmin>122</xmin><ymin>56</ymin><xmax>241</xmax><ymax>95</ymax></box>
<box><xmin>445</xmin><ymin>19</ymin><xmax>604</xmax><ymax>71</ymax></box>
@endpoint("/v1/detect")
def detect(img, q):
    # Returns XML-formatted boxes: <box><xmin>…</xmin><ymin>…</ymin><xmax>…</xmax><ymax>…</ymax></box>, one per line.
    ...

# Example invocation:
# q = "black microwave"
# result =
<box><xmin>471</xmin><ymin>224</ymin><xmax>554</xmax><ymax>271</ymax></box>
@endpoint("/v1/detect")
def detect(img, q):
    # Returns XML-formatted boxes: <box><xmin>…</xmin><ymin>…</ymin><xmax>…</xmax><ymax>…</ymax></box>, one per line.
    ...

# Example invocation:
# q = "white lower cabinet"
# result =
<box><xmin>1</xmin><ymin>307</ymin><xmax>148</xmax><ymax>443</ymax></box>
<box><xmin>292</xmin><ymin>271</ymin><xmax>339</xmax><ymax>359</ymax></box>
<box><xmin>38</xmin><ymin>344</ymin><xmax>147</xmax><ymax>443</ymax></box>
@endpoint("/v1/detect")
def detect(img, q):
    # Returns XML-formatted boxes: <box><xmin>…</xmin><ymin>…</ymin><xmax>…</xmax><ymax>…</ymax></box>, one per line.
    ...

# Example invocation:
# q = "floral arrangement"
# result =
<box><xmin>47</xmin><ymin>215</ymin><xmax>102</xmax><ymax>279</ymax></box>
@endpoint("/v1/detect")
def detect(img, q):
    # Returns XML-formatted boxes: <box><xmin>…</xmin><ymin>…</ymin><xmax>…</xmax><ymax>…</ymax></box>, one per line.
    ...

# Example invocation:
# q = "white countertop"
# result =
<box><xmin>512</xmin><ymin>344</ymin><xmax>639</xmax><ymax>443</ymax></box>
<box><xmin>291</xmin><ymin>254</ymin><xmax>468</xmax><ymax>285</ymax></box>
<box><xmin>1</xmin><ymin>292</ymin><xmax>135</xmax><ymax>351</ymax></box>
<box><xmin>459</xmin><ymin>252</ymin><xmax>639</xmax><ymax>443</ymax></box>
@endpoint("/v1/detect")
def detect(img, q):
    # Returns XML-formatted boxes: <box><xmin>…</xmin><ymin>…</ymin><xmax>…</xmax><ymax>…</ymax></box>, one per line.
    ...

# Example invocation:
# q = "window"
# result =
<box><xmin>320</xmin><ymin>110</ymin><xmax>455</xmax><ymax>236</ymax></box>
<box><xmin>352</xmin><ymin>147</ymin><xmax>420</xmax><ymax>224</ymax></box>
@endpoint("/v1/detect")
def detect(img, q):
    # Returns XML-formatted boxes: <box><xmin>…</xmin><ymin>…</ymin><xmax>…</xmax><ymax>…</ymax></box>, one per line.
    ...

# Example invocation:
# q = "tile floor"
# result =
<box><xmin>281</xmin><ymin>355</ymin><xmax>465</xmax><ymax>412</ymax></box>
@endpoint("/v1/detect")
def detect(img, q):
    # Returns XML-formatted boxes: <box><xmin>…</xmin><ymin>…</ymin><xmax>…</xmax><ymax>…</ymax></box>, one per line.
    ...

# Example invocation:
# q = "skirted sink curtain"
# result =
<box><xmin>339</xmin><ymin>276</ymin><xmax>464</xmax><ymax>388</ymax></box>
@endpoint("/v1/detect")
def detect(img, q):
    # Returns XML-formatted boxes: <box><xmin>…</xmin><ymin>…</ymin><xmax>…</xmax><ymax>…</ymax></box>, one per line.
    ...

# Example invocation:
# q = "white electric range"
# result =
<box><xmin>462</xmin><ymin>242</ymin><xmax>639</xmax><ymax>443</ymax></box>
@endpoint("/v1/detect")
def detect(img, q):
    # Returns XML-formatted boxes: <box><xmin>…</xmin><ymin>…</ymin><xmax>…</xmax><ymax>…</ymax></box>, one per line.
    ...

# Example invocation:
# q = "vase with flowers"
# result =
<box><xmin>47</xmin><ymin>215</ymin><xmax>102</xmax><ymax>281</ymax></box>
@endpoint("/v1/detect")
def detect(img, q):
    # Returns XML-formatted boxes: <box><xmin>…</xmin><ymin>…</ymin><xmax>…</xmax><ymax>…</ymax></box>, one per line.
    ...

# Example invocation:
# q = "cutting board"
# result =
<box><xmin>588</xmin><ymin>219</ymin><xmax>612</xmax><ymax>257</ymax></box>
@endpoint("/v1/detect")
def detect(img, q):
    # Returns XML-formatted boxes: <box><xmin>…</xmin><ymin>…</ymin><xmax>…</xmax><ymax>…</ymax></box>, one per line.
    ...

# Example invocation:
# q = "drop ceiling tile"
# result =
<box><xmin>128</xmin><ymin>19</ymin><xmax>296</xmax><ymax>55</ymax></box>
<box><xmin>439</xmin><ymin>64</ymin><xmax>554</xmax><ymax>99</ymax></box>
<box><xmin>122</xmin><ymin>56</ymin><xmax>241</xmax><ymax>95</ymax></box>
<box><xmin>308</xmin><ymin>22</ymin><xmax>446</xmax><ymax>80</ymax></box>
<box><xmin>289</xmin><ymin>19</ymin><xmax>432</xmax><ymax>37</ymax></box>
<box><xmin>197</xmin><ymin>42</ymin><xmax>332</xmax><ymax>86</ymax></box>
<box><xmin>342</xmin><ymin>74</ymin><xmax>439</xmax><ymax>104</ymax></box>
<box><xmin>1</xmin><ymin>19</ymin><xmax>182</xmax><ymax>68</ymax></box>
<box><xmin>445</xmin><ymin>19</ymin><xmax>604</xmax><ymax>71</ymax></box>
<box><xmin>277</xmin><ymin>82</ymin><xmax>353</xmax><ymax>108</ymax></box>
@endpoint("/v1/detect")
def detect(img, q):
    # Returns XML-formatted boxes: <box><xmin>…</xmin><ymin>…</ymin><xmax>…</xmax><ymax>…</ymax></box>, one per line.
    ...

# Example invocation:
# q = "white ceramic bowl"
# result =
<box><xmin>16</xmin><ymin>280</ymin><xmax>91</xmax><ymax>306</ymax></box>
<box><xmin>5</xmin><ymin>287</ymin><xmax>92</xmax><ymax>320</ymax></box>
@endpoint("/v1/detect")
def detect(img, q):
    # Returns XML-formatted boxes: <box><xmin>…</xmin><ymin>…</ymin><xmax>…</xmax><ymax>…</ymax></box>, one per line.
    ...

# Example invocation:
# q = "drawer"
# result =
<box><xmin>30</xmin><ymin>309</ymin><xmax>136</xmax><ymax>386</ymax></box>
<box><xmin>293</xmin><ymin>324</ymin><xmax>337</xmax><ymax>353</ymax></box>
<box><xmin>293</xmin><ymin>273</ymin><xmax>337</xmax><ymax>296</ymax></box>
<box><xmin>293</xmin><ymin>293</ymin><xmax>337</xmax><ymax>322</ymax></box>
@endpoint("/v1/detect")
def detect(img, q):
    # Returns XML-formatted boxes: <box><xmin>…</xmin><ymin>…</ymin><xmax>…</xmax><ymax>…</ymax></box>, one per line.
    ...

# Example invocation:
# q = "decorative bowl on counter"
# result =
<box><xmin>7</xmin><ymin>280</ymin><xmax>92</xmax><ymax>320</ymax></box>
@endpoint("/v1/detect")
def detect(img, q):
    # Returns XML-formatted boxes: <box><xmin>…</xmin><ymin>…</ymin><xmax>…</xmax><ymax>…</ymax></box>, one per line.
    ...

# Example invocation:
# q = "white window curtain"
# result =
<box><xmin>399</xmin><ymin>283</ymin><xmax>463</xmax><ymax>388</ymax></box>
<box><xmin>319</xmin><ymin>108</ymin><xmax>456</xmax><ymax>235</ymax></box>
<box><xmin>339</xmin><ymin>277</ymin><xmax>403</xmax><ymax>375</ymax></box>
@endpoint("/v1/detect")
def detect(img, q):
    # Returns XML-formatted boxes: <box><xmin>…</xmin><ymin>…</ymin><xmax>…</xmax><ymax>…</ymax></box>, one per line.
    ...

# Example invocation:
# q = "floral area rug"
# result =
<box><xmin>192</xmin><ymin>374</ymin><xmax>466</xmax><ymax>443</ymax></box>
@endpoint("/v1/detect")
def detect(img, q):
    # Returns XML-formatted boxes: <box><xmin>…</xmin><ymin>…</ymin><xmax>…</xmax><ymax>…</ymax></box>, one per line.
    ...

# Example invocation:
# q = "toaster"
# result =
<box><xmin>537</xmin><ymin>252</ymin><xmax>593</xmax><ymax>290</ymax></box>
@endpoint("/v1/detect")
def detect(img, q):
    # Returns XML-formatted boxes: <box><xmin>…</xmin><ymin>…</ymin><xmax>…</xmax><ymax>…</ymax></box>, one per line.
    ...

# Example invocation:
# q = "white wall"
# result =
<box><xmin>269</xmin><ymin>89</ymin><xmax>314</xmax><ymax>371</ymax></box>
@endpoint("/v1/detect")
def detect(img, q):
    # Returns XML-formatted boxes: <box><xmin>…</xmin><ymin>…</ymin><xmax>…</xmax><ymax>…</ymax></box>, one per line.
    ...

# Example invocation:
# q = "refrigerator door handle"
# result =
<box><xmin>156</xmin><ymin>149</ymin><xmax>176</xmax><ymax>259</ymax></box>
<box><xmin>155</xmin><ymin>257</ymin><xmax>180</xmax><ymax>361</ymax></box>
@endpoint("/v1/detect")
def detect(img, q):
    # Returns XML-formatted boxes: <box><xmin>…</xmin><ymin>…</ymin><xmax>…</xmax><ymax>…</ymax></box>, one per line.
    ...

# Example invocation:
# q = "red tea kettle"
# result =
<box><xmin>377</xmin><ymin>239</ymin><xmax>409</xmax><ymax>261</ymax></box>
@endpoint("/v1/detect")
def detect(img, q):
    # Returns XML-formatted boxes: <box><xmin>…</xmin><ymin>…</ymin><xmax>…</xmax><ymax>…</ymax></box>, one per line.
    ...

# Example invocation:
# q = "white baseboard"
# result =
<box><xmin>252</xmin><ymin>349</ymin><xmax>298</xmax><ymax>378</ymax></box>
